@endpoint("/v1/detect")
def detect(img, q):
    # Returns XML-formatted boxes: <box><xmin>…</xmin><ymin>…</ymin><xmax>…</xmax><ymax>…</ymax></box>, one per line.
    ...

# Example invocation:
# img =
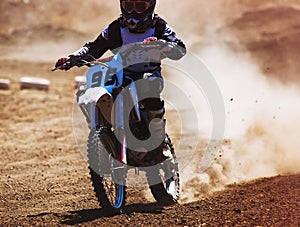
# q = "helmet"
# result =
<box><xmin>120</xmin><ymin>0</ymin><xmax>156</xmax><ymax>32</ymax></box>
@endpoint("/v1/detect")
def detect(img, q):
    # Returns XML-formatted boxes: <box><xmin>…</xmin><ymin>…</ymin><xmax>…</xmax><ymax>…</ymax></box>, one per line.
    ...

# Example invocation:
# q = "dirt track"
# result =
<box><xmin>0</xmin><ymin>60</ymin><xmax>298</xmax><ymax>226</ymax></box>
<box><xmin>1</xmin><ymin>1</ymin><xmax>300</xmax><ymax>226</ymax></box>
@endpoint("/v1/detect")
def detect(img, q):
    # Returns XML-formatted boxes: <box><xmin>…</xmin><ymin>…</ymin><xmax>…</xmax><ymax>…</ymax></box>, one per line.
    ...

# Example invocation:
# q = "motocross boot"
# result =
<box><xmin>147</xmin><ymin>107</ymin><xmax>167</xmax><ymax>164</ymax></box>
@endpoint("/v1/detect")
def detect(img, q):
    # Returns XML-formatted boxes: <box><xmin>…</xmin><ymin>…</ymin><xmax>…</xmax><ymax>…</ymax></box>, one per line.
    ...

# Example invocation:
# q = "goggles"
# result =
<box><xmin>121</xmin><ymin>0</ymin><xmax>155</xmax><ymax>14</ymax></box>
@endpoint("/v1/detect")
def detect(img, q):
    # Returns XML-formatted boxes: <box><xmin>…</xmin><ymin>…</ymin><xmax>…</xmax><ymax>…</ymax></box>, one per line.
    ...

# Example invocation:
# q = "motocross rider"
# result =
<box><xmin>55</xmin><ymin>0</ymin><xmax>186</xmax><ymax>158</ymax></box>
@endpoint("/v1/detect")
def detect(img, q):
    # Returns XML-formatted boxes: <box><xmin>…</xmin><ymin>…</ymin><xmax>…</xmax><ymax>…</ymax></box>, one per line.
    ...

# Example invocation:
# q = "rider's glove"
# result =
<box><xmin>143</xmin><ymin>37</ymin><xmax>158</xmax><ymax>44</ymax></box>
<box><xmin>144</xmin><ymin>38</ymin><xmax>173</xmax><ymax>53</ymax></box>
<box><xmin>158</xmin><ymin>39</ymin><xmax>173</xmax><ymax>53</ymax></box>
<box><xmin>159</xmin><ymin>39</ymin><xmax>186</xmax><ymax>60</ymax></box>
<box><xmin>55</xmin><ymin>57</ymin><xmax>69</xmax><ymax>70</ymax></box>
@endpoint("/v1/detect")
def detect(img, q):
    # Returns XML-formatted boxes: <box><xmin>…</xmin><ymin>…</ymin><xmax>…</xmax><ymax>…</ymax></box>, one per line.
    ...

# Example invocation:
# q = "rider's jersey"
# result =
<box><xmin>72</xmin><ymin>15</ymin><xmax>186</xmax><ymax>73</ymax></box>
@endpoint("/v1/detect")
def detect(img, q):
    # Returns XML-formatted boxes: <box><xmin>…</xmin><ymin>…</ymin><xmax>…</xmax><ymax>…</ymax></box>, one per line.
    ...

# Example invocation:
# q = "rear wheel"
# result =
<box><xmin>147</xmin><ymin>134</ymin><xmax>180</xmax><ymax>205</ymax></box>
<box><xmin>87</xmin><ymin>127</ymin><xmax>126</xmax><ymax>214</ymax></box>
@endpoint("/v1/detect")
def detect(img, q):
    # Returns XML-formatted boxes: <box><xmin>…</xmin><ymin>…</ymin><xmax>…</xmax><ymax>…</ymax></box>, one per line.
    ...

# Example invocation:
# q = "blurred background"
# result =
<box><xmin>1</xmin><ymin>0</ymin><xmax>300</xmax><ymax>82</ymax></box>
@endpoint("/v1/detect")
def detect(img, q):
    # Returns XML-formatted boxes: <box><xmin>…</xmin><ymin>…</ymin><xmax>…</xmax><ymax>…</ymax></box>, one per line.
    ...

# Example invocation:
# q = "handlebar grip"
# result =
<box><xmin>51</xmin><ymin>60</ymin><xmax>72</xmax><ymax>71</ymax></box>
<box><xmin>51</xmin><ymin>65</ymin><xmax>63</xmax><ymax>71</ymax></box>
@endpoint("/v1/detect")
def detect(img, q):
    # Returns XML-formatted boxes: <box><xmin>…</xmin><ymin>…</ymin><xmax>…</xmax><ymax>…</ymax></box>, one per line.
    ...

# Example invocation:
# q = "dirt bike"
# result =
<box><xmin>52</xmin><ymin>42</ymin><xmax>180</xmax><ymax>214</ymax></box>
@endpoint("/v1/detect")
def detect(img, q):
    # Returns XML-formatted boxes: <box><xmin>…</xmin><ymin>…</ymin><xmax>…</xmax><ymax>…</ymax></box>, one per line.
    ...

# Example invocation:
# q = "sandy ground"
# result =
<box><xmin>1</xmin><ymin>1</ymin><xmax>300</xmax><ymax>226</ymax></box>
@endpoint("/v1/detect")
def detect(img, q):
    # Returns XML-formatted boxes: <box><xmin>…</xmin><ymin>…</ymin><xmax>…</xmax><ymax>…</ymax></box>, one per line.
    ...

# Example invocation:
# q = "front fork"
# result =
<box><xmin>113</xmin><ymin>92</ymin><xmax>128</xmax><ymax>165</ymax></box>
<box><xmin>112</xmin><ymin>81</ymin><xmax>144</xmax><ymax>165</ymax></box>
<box><xmin>90</xmin><ymin>102</ymin><xmax>126</xmax><ymax>165</ymax></box>
<box><xmin>90</xmin><ymin>104</ymin><xmax>99</xmax><ymax>129</ymax></box>
<box><xmin>80</xmin><ymin>80</ymin><xmax>145</xmax><ymax>166</ymax></box>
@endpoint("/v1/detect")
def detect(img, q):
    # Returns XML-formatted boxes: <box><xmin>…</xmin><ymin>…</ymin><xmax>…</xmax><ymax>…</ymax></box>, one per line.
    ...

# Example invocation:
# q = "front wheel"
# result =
<box><xmin>147</xmin><ymin>134</ymin><xmax>180</xmax><ymax>205</ymax></box>
<box><xmin>87</xmin><ymin>127</ymin><xmax>126</xmax><ymax>214</ymax></box>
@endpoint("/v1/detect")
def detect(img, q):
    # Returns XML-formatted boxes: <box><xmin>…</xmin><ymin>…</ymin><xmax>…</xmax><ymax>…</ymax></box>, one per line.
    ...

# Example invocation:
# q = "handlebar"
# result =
<box><xmin>51</xmin><ymin>54</ymin><xmax>104</xmax><ymax>72</ymax></box>
<box><xmin>120</xmin><ymin>41</ymin><xmax>167</xmax><ymax>57</ymax></box>
<box><xmin>52</xmin><ymin>41</ymin><xmax>167</xmax><ymax>71</ymax></box>
<box><xmin>51</xmin><ymin>65</ymin><xmax>64</xmax><ymax>71</ymax></box>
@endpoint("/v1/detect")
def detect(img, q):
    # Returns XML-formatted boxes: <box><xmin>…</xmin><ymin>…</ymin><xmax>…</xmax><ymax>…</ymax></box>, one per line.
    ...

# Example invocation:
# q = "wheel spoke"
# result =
<box><xmin>87</xmin><ymin>128</ymin><xmax>126</xmax><ymax>212</ymax></box>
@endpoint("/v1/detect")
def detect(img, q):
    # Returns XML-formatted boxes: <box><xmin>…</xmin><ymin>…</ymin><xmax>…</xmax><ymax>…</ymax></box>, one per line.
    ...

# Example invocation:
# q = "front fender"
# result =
<box><xmin>78</xmin><ymin>87</ymin><xmax>113</xmax><ymax>125</ymax></box>
<box><xmin>78</xmin><ymin>87</ymin><xmax>112</xmax><ymax>106</ymax></box>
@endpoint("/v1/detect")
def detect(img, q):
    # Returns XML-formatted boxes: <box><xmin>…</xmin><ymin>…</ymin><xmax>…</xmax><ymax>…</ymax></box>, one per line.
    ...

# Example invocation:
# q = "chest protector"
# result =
<box><xmin>120</xmin><ymin>27</ymin><xmax>160</xmax><ymax>73</ymax></box>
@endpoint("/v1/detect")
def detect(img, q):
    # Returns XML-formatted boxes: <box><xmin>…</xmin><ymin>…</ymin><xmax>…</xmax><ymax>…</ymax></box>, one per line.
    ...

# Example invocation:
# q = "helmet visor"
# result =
<box><xmin>121</xmin><ymin>0</ymin><xmax>155</xmax><ymax>14</ymax></box>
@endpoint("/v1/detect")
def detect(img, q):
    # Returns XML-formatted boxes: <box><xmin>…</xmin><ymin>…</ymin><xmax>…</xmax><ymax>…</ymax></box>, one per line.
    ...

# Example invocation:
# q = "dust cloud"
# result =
<box><xmin>171</xmin><ymin>1</ymin><xmax>300</xmax><ymax>202</ymax></box>
<box><xmin>194</xmin><ymin>44</ymin><xmax>300</xmax><ymax>191</ymax></box>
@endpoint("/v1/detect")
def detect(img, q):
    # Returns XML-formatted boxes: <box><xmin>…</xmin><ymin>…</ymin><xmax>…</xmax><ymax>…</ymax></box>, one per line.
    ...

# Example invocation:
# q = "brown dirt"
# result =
<box><xmin>1</xmin><ymin>1</ymin><xmax>300</xmax><ymax>226</ymax></box>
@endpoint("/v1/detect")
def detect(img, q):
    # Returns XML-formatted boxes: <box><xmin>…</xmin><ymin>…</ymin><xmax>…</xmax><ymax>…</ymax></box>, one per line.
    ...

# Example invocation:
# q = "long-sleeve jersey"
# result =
<box><xmin>72</xmin><ymin>15</ymin><xmax>186</xmax><ymax>73</ymax></box>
